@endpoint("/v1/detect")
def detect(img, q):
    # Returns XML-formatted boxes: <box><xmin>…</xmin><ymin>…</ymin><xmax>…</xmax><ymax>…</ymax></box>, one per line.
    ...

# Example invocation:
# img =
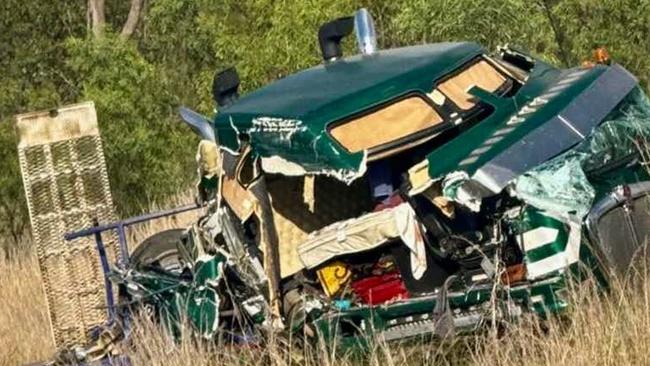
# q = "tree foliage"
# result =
<box><xmin>1</xmin><ymin>0</ymin><xmax>650</xmax><ymax>252</ymax></box>
<box><xmin>65</xmin><ymin>33</ymin><xmax>196</xmax><ymax>213</ymax></box>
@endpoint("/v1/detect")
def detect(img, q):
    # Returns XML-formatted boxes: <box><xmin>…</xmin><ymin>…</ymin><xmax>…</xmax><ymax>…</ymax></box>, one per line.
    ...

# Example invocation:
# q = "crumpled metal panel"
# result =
<box><xmin>475</xmin><ymin>64</ymin><xmax>638</xmax><ymax>193</ymax></box>
<box><xmin>515</xmin><ymin>86</ymin><xmax>650</xmax><ymax>218</ymax></box>
<box><xmin>215</xmin><ymin>43</ymin><xmax>483</xmax><ymax>180</ymax></box>
<box><xmin>15</xmin><ymin>102</ymin><xmax>120</xmax><ymax>348</ymax></box>
<box><xmin>587</xmin><ymin>182</ymin><xmax>650</xmax><ymax>275</ymax></box>
<box><xmin>116</xmin><ymin>253</ymin><xmax>225</xmax><ymax>339</ymax></box>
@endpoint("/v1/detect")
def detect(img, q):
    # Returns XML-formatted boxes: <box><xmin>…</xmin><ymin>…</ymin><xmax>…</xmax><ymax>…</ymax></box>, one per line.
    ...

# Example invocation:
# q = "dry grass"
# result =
<box><xmin>0</xmin><ymin>251</ymin><xmax>54</xmax><ymax>366</ymax></box>
<box><xmin>122</xmin><ymin>313</ymin><xmax>473</xmax><ymax>366</ymax></box>
<box><xmin>469</xmin><ymin>270</ymin><xmax>650</xmax><ymax>366</ymax></box>
<box><xmin>0</xmin><ymin>193</ymin><xmax>199</xmax><ymax>366</ymax></box>
<box><xmin>2</xmin><ymin>198</ymin><xmax>650</xmax><ymax>365</ymax></box>
<box><xmin>4</xmin><ymin>255</ymin><xmax>650</xmax><ymax>366</ymax></box>
<box><xmin>125</xmin><ymin>190</ymin><xmax>202</xmax><ymax>248</ymax></box>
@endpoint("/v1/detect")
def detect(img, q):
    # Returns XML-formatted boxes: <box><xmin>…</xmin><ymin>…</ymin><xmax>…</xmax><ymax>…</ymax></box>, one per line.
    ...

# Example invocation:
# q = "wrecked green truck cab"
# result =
<box><xmin>122</xmin><ymin>10</ymin><xmax>650</xmax><ymax>347</ymax></box>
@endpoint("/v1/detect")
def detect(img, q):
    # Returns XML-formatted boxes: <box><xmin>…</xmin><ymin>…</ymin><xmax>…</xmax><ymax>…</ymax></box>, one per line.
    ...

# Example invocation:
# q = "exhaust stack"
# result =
<box><xmin>354</xmin><ymin>8</ymin><xmax>377</xmax><ymax>56</ymax></box>
<box><xmin>318</xmin><ymin>9</ymin><xmax>379</xmax><ymax>62</ymax></box>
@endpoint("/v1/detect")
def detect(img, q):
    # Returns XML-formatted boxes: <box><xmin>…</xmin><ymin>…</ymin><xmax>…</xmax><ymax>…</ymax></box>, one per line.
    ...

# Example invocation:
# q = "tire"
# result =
<box><xmin>129</xmin><ymin>228</ymin><xmax>186</xmax><ymax>273</ymax></box>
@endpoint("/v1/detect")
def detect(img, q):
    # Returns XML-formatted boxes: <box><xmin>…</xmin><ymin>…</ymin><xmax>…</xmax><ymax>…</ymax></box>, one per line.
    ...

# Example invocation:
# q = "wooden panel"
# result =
<box><xmin>438</xmin><ymin>60</ymin><xmax>506</xmax><ymax>110</ymax></box>
<box><xmin>330</xmin><ymin>97</ymin><xmax>443</xmax><ymax>153</ymax></box>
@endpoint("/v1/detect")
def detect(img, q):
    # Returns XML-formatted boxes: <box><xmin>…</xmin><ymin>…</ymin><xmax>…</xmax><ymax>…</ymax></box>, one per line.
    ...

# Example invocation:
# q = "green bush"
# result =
<box><xmin>66</xmin><ymin>33</ymin><xmax>197</xmax><ymax>214</ymax></box>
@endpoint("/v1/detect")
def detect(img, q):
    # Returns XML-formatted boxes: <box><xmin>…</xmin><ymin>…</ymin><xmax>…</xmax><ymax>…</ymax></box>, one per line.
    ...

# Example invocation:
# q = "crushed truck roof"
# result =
<box><xmin>215</xmin><ymin>41</ymin><xmax>637</xmax><ymax>196</ymax></box>
<box><xmin>219</xmin><ymin>42</ymin><xmax>481</xmax><ymax>122</ymax></box>
<box><xmin>214</xmin><ymin>42</ymin><xmax>483</xmax><ymax>179</ymax></box>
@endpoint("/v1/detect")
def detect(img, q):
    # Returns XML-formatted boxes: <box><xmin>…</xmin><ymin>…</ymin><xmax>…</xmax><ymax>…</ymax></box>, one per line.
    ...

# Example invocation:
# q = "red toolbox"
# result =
<box><xmin>351</xmin><ymin>271</ymin><xmax>410</xmax><ymax>305</ymax></box>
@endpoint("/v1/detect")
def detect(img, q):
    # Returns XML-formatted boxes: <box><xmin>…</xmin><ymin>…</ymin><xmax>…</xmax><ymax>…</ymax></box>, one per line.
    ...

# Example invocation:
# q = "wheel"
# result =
<box><xmin>129</xmin><ymin>228</ymin><xmax>186</xmax><ymax>273</ymax></box>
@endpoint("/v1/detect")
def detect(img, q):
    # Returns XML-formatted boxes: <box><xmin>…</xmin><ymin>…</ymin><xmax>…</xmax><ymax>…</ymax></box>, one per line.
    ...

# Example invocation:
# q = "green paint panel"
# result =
<box><xmin>122</xmin><ymin>255</ymin><xmax>225</xmax><ymax>338</ymax></box>
<box><xmin>186</xmin><ymin>257</ymin><xmax>222</xmax><ymax>337</ymax></box>
<box><xmin>314</xmin><ymin>276</ymin><xmax>568</xmax><ymax>347</ymax></box>
<box><xmin>425</xmin><ymin>64</ymin><xmax>606</xmax><ymax>179</ymax></box>
<box><xmin>214</xmin><ymin>42</ymin><xmax>483</xmax><ymax>175</ymax></box>
<box><xmin>514</xmin><ymin>208</ymin><xmax>570</xmax><ymax>263</ymax></box>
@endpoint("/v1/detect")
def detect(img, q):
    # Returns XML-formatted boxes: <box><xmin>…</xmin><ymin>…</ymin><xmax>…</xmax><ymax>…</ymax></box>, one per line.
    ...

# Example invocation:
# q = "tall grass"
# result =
<box><xmin>0</xmin><ymin>249</ymin><xmax>54</xmax><ymax>366</ymax></box>
<box><xmin>124</xmin><ymin>190</ymin><xmax>201</xmax><ymax>250</ymax></box>
<box><xmin>0</xmin><ymin>193</ymin><xmax>199</xmax><ymax>366</ymax></box>
<box><xmin>122</xmin><ymin>313</ymin><xmax>473</xmax><ymax>366</ymax></box>
<box><xmin>470</xmin><ymin>268</ymin><xmax>650</xmax><ymax>365</ymax></box>
<box><xmin>4</xmin><ymin>252</ymin><xmax>650</xmax><ymax>365</ymax></box>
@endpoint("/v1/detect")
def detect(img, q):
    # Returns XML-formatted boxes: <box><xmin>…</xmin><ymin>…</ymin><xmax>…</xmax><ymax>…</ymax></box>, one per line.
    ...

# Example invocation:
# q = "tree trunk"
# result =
<box><xmin>88</xmin><ymin>0</ymin><xmax>105</xmax><ymax>37</ymax></box>
<box><xmin>121</xmin><ymin>0</ymin><xmax>144</xmax><ymax>39</ymax></box>
<box><xmin>538</xmin><ymin>0</ymin><xmax>571</xmax><ymax>67</ymax></box>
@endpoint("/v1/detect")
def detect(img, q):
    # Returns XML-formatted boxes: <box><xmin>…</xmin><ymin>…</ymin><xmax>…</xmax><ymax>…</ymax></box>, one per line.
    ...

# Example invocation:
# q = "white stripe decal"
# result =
<box><xmin>507</xmin><ymin>116</ymin><xmax>525</xmax><ymax>125</ymax></box>
<box><xmin>484</xmin><ymin>136</ymin><xmax>505</xmax><ymax>145</ymax></box>
<box><xmin>471</xmin><ymin>146</ymin><xmax>492</xmax><ymax>155</ymax></box>
<box><xmin>530</xmin><ymin>97</ymin><xmax>548</xmax><ymax>107</ymax></box>
<box><xmin>459</xmin><ymin>155</ymin><xmax>480</xmax><ymax>166</ymax></box>
<box><xmin>557</xmin><ymin>76</ymin><xmax>578</xmax><ymax>85</ymax></box>
<box><xmin>519</xmin><ymin>106</ymin><xmax>537</xmax><ymax>115</ymax></box>
<box><xmin>517</xmin><ymin>227</ymin><xmax>559</xmax><ymax>252</ymax></box>
<box><xmin>526</xmin><ymin>219</ymin><xmax>581</xmax><ymax>279</ymax></box>
<box><xmin>557</xmin><ymin>114</ymin><xmax>585</xmax><ymax>138</ymax></box>
<box><xmin>493</xmin><ymin>127</ymin><xmax>515</xmax><ymax>137</ymax></box>
<box><xmin>547</xmin><ymin>84</ymin><xmax>568</xmax><ymax>93</ymax></box>
<box><xmin>540</xmin><ymin>91</ymin><xmax>561</xmax><ymax>99</ymax></box>
<box><xmin>530</xmin><ymin>295</ymin><xmax>545</xmax><ymax>303</ymax></box>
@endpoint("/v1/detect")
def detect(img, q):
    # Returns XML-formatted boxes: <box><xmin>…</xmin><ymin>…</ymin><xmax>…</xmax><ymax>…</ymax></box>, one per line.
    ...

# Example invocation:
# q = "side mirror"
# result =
<box><xmin>179</xmin><ymin>106</ymin><xmax>216</xmax><ymax>142</ymax></box>
<box><xmin>212</xmin><ymin>68</ymin><xmax>240</xmax><ymax>107</ymax></box>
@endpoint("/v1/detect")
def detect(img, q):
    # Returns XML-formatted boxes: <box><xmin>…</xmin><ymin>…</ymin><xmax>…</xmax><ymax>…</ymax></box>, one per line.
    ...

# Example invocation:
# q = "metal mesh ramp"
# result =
<box><xmin>15</xmin><ymin>102</ymin><xmax>120</xmax><ymax>348</ymax></box>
